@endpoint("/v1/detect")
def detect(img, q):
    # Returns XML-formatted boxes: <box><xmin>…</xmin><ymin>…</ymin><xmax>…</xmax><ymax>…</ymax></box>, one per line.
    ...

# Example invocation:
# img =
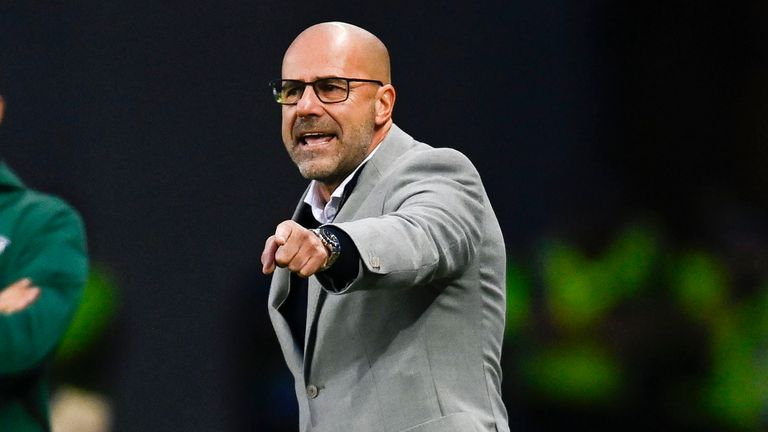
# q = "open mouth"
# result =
<box><xmin>299</xmin><ymin>132</ymin><xmax>336</xmax><ymax>146</ymax></box>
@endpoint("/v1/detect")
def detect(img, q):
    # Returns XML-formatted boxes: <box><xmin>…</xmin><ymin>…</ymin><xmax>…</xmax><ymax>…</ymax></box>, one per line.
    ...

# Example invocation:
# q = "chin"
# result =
<box><xmin>298</xmin><ymin>163</ymin><xmax>335</xmax><ymax>181</ymax></box>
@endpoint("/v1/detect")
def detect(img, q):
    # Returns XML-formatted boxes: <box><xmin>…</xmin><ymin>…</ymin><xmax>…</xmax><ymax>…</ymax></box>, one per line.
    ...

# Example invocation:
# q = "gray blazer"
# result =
<box><xmin>268</xmin><ymin>124</ymin><xmax>509</xmax><ymax>432</ymax></box>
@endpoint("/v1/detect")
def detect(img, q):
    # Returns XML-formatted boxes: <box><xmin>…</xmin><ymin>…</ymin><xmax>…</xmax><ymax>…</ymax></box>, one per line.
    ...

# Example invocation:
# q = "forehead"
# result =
<box><xmin>282</xmin><ymin>33</ymin><xmax>366</xmax><ymax>80</ymax></box>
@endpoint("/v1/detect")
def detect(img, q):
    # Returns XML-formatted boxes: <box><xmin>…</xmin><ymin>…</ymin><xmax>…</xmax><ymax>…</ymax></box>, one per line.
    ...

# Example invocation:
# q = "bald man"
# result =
<box><xmin>0</xmin><ymin>95</ymin><xmax>88</xmax><ymax>431</ymax></box>
<box><xmin>262</xmin><ymin>22</ymin><xmax>509</xmax><ymax>432</ymax></box>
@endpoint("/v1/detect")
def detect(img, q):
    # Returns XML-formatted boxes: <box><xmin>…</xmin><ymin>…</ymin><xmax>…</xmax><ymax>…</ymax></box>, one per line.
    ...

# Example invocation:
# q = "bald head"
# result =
<box><xmin>278</xmin><ymin>22</ymin><xmax>397</xmax><ymax>195</ymax></box>
<box><xmin>283</xmin><ymin>22</ymin><xmax>391</xmax><ymax>84</ymax></box>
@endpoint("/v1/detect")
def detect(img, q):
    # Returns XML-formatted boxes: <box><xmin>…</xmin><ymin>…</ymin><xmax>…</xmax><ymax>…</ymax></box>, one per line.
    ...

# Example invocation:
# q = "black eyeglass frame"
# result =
<box><xmin>269</xmin><ymin>77</ymin><xmax>385</xmax><ymax>105</ymax></box>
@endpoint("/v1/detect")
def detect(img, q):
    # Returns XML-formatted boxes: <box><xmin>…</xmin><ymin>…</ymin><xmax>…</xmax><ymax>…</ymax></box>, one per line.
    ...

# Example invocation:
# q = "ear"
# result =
<box><xmin>374</xmin><ymin>84</ymin><xmax>396</xmax><ymax>126</ymax></box>
<box><xmin>0</xmin><ymin>96</ymin><xmax>5</xmax><ymax>125</ymax></box>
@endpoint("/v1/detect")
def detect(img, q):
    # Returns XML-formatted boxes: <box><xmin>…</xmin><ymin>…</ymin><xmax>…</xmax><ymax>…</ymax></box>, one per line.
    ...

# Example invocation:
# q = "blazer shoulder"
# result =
<box><xmin>376</xmin><ymin>126</ymin><xmax>477</xmax><ymax>170</ymax></box>
<box><xmin>389</xmin><ymin>144</ymin><xmax>481</xmax><ymax>179</ymax></box>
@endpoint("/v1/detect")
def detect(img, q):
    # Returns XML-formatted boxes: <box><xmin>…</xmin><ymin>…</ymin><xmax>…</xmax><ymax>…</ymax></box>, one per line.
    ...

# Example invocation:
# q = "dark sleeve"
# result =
<box><xmin>315</xmin><ymin>225</ymin><xmax>360</xmax><ymax>293</ymax></box>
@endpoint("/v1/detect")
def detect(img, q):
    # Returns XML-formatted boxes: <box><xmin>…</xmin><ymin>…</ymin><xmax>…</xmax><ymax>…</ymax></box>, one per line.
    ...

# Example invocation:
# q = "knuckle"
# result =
<box><xmin>274</xmin><ymin>253</ymin><xmax>288</xmax><ymax>267</ymax></box>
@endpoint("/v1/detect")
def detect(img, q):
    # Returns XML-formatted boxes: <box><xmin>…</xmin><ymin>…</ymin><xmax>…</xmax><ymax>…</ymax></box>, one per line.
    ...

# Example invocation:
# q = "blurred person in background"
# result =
<box><xmin>0</xmin><ymin>94</ymin><xmax>88</xmax><ymax>432</ymax></box>
<box><xmin>261</xmin><ymin>22</ymin><xmax>509</xmax><ymax>432</ymax></box>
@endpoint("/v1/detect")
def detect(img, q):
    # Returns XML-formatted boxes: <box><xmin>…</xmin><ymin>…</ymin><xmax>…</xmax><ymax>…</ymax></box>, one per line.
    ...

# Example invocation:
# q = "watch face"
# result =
<box><xmin>328</xmin><ymin>233</ymin><xmax>341</xmax><ymax>251</ymax></box>
<box><xmin>320</xmin><ymin>228</ymin><xmax>341</xmax><ymax>252</ymax></box>
<box><xmin>313</xmin><ymin>228</ymin><xmax>340</xmax><ymax>270</ymax></box>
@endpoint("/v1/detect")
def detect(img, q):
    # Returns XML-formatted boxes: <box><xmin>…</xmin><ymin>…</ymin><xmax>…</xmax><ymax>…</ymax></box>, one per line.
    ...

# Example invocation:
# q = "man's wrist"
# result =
<box><xmin>310</xmin><ymin>227</ymin><xmax>341</xmax><ymax>271</ymax></box>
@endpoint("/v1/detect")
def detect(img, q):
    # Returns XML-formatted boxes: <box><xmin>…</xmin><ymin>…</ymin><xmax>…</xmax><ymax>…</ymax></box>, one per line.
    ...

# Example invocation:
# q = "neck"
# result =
<box><xmin>316</xmin><ymin>181</ymin><xmax>338</xmax><ymax>204</ymax></box>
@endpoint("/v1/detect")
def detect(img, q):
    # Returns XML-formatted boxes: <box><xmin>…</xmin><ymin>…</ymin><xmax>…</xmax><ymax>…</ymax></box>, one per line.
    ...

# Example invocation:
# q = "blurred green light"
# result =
<box><xmin>523</xmin><ymin>343</ymin><xmax>623</xmax><ymax>405</ymax></box>
<box><xmin>505</xmin><ymin>260</ymin><xmax>531</xmax><ymax>336</ymax></box>
<box><xmin>541</xmin><ymin>224</ymin><xmax>658</xmax><ymax>331</ymax></box>
<box><xmin>57</xmin><ymin>265</ymin><xmax>119</xmax><ymax>362</ymax></box>
<box><xmin>669</xmin><ymin>251</ymin><xmax>727</xmax><ymax>323</ymax></box>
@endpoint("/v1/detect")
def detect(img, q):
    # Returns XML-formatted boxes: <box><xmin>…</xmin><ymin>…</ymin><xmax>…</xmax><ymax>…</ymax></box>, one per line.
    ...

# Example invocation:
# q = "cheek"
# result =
<box><xmin>343</xmin><ymin>101</ymin><xmax>375</xmax><ymax>126</ymax></box>
<box><xmin>281</xmin><ymin>115</ymin><xmax>294</xmax><ymax>142</ymax></box>
<box><xmin>327</xmin><ymin>109</ymin><xmax>362</xmax><ymax>138</ymax></box>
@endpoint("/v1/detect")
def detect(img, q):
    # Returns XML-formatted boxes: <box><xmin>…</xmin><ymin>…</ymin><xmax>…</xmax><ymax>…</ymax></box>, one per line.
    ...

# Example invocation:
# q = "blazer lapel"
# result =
<box><xmin>303</xmin><ymin>278</ymin><xmax>325</xmax><ymax>379</ymax></box>
<box><xmin>267</xmin><ymin>188</ymin><xmax>313</xmax><ymax>375</ymax></box>
<box><xmin>267</xmin><ymin>267</ymin><xmax>303</xmax><ymax>376</ymax></box>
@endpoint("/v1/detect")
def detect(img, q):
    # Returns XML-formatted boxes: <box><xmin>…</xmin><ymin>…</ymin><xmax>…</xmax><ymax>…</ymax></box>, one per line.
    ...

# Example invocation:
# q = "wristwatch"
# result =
<box><xmin>310</xmin><ymin>227</ymin><xmax>341</xmax><ymax>271</ymax></box>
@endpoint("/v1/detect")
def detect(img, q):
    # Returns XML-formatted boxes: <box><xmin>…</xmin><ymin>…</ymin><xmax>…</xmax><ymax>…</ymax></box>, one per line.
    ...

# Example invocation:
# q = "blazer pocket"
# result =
<box><xmin>400</xmin><ymin>412</ymin><xmax>480</xmax><ymax>432</ymax></box>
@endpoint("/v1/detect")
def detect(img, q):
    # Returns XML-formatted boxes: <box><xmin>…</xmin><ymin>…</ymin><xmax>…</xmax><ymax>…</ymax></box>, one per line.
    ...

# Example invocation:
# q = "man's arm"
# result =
<box><xmin>0</xmin><ymin>200</ymin><xmax>88</xmax><ymax>375</ymax></box>
<box><xmin>261</xmin><ymin>147</ymin><xmax>487</xmax><ymax>293</ymax></box>
<box><xmin>326</xmin><ymin>148</ymin><xmax>486</xmax><ymax>292</ymax></box>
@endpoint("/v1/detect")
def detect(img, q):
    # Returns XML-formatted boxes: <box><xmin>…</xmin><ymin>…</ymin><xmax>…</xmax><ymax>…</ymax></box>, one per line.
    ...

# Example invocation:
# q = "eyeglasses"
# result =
<box><xmin>269</xmin><ymin>77</ymin><xmax>384</xmax><ymax>105</ymax></box>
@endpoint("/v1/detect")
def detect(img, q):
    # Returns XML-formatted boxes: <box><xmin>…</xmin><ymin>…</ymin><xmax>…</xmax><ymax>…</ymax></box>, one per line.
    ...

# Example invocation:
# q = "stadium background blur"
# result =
<box><xmin>1</xmin><ymin>1</ymin><xmax>767</xmax><ymax>431</ymax></box>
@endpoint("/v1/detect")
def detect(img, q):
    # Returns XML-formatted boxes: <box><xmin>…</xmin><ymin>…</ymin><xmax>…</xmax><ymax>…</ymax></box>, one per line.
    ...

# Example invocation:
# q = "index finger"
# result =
<box><xmin>274</xmin><ymin>220</ymin><xmax>301</xmax><ymax>244</ymax></box>
<box><xmin>261</xmin><ymin>235</ymin><xmax>280</xmax><ymax>274</ymax></box>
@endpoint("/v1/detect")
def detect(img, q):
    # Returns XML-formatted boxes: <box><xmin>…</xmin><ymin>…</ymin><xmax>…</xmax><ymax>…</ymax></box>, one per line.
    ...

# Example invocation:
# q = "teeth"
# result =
<box><xmin>300</xmin><ymin>132</ymin><xmax>333</xmax><ymax>145</ymax></box>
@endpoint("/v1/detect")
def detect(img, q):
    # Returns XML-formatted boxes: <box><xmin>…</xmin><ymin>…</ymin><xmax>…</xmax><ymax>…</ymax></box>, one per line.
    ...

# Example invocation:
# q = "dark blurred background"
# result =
<box><xmin>1</xmin><ymin>1</ymin><xmax>767</xmax><ymax>431</ymax></box>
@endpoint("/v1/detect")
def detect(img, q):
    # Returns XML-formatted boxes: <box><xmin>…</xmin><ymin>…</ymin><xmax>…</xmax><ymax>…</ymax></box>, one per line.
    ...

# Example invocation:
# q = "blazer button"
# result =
<box><xmin>306</xmin><ymin>385</ymin><xmax>319</xmax><ymax>399</ymax></box>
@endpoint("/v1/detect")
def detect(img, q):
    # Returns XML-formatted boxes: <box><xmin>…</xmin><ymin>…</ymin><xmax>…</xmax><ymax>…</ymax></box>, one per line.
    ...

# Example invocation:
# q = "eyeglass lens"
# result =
<box><xmin>277</xmin><ymin>78</ymin><xmax>349</xmax><ymax>104</ymax></box>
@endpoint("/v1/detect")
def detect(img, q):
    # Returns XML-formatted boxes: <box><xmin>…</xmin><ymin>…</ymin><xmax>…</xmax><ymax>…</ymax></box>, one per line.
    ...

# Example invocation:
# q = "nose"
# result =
<box><xmin>295</xmin><ymin>84</ymin><xmax>325</xmax><ymax>117</ymax></box>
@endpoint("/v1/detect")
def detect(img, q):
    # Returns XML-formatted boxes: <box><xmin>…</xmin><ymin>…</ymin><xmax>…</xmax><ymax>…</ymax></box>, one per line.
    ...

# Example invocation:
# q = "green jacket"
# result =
<box><xmin>0</xmin><ymin>162</ymin><xmax>87</xmax><ymax>432</ymax></box>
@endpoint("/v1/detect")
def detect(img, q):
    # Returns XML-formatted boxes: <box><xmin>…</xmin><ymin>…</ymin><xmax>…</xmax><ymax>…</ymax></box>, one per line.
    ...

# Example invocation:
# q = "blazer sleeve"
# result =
<box><xmin>326</xmin><ymin>147</ymin><xmax>486</xmax><ymax>293</ymax></box>
<box><xmin>0</xmin><ymin>198</ymin><xmax>88</xmax><ymax>375</ymax></box>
